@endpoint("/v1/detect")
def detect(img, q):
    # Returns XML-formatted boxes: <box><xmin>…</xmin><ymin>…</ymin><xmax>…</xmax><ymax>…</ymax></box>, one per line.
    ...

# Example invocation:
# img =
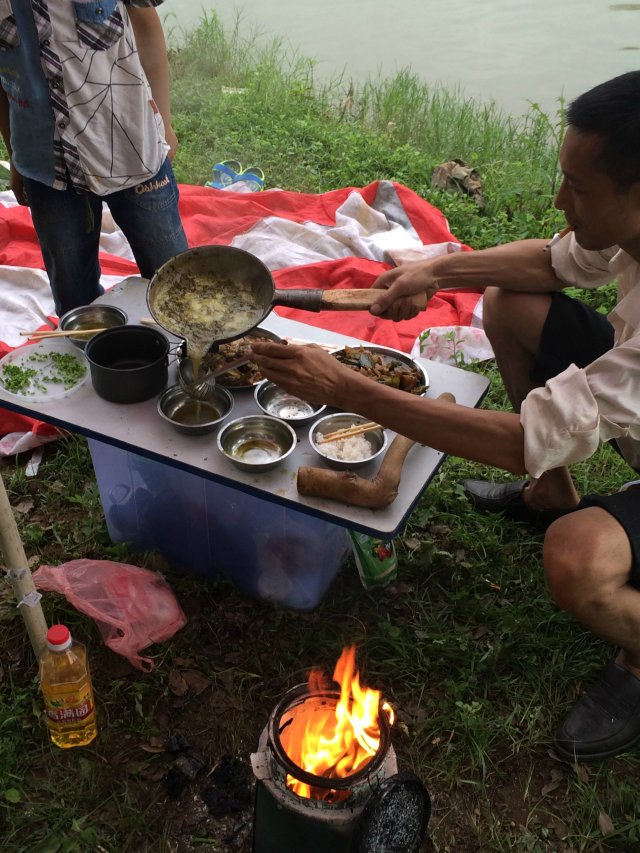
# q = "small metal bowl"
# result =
<box><xmin>217</xmin><ymin>415</ymin><xmax>297</xmax><ymax>472</ymax></box>
<box><xmin>254</xmin><ymin>380</ymin><xmax>326</xmax><ymax>425</ymax></box>
<box><xmin>309</xmin><ymin>412</ymin><xmax>387</xmax><ymax>470</ymax></box>
<box><xmin>158</xmin><ymin>384</ymin><xmax>233</xmax><ymax>436</ymax></box>
<box><xmin>59</xmin><ymin>304</ymin><xmax>128</xmax><ymax>350</ymax></box>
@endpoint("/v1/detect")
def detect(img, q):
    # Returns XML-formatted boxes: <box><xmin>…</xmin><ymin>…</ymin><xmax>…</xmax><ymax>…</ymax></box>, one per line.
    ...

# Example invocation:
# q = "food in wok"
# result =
<box><xmin>197</xmin><ymin>330</ymin><xmax>281</xmax><ymax>388</ymax></box>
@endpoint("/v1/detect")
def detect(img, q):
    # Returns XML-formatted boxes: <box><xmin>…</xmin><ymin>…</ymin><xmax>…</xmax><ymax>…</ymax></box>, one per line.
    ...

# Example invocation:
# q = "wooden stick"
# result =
<box><xmin>545</xmin><ymin>224</ymin><xmax>573</xmax><ymax>251</ymax></box>
<box><xmin>0</xmin><ymin>471</ymin><xmax>47</xmax><ymax>659</ymax></box>
<box><xmin>318</xmin><ymin>422</ymin><xmax>381</xmax><ymax>443</ymax></box>
<box><xmin>20</xmin><ymin>327</ymin><xmax>105</xmax><ymax>339</ymax></box>
<box><xmin>298</xmin><ymin>392</ymin><xmax>456</xmax><ymax>507</ymax></box>
<box><xmin>285</xmin><ymin>337</ymin><xmax>336</xmax><ymax>351</ymax></box>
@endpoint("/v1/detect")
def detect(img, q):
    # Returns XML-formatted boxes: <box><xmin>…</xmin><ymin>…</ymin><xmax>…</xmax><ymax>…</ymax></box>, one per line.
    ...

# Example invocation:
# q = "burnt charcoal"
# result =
<box><xmin>210</xmin><ymin>754</ymin><xmax>252</xmax><ymax>790</ymax></box>
<box><xmin>200</xmin><ymin>755</ymin><xmax>253</xmax><ymax>817</ymax></box>
<box><xmin>200</xmin><ymin>785</ymin><xmax>247</xmax><ymax>817</ymax></box>
<box><xmin>165</xmin><ymin>767</ymin><xmax>189</xmax><ymax>799</ymax></box>
<box><xmin>175</xmin><ymin>749</ymin><xmax>208</xmax><ymax>780</ymax></box>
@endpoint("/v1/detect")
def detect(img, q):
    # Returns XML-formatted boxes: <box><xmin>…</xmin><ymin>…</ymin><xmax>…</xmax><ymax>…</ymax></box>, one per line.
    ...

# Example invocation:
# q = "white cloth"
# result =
<box><xmin>232</xmin><ymin>189</ymin><xmax>426</xmax><ymax>270</ymax></box>
<box><xmin>521</xmin><ymin>234</ymin><xmax>640</xmax><ymax>477</ymax></box>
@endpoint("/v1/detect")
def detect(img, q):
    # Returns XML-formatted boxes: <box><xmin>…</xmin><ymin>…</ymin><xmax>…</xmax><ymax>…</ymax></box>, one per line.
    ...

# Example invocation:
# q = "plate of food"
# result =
<box><xmin>195</xmin><ymin>328</ymin><xmax>282</xmax><ymax>389</ymax></box>
<box><xmin>0</xmin><ymin>340</ymin><xmax>89</xmax><ymax>402</ymax></box>
<box><xmin>330</xmin><ymin>344</ymin><xmax>429</xmax><ymax>395</ymax></box>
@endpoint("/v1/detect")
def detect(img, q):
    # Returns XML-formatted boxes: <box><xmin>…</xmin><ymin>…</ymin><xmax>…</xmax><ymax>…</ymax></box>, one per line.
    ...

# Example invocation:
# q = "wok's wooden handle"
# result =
<box><xmin>320</xmin><ymin>288</ymin><xmax>427</xmax><ymax>312</ymax></box>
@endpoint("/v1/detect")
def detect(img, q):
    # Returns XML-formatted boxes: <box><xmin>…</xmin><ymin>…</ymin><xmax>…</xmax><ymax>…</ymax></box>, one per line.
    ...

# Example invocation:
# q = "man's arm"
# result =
<box><xmin>0</xmin><ymin>86</ymin><xmax>11</xmax><ymax>155</ymax></box>
<box><xmin>128</xmin><ymin>6</ymin><xmax>178</xmax><ymax>160</ymax></box>
<box><xmin>250</xmin><ymin>342</ymin><xmax>527</xmax><ymax>474</ymax></box>
<box><xmin>0</xmin><ymin>87</ymin><xmax>26</xmax><ymax>205</ymax></box>
<box><xmin>371</xmin><ymin>238</ymin><xmax>566</xmax><ymax>320</ymax></box>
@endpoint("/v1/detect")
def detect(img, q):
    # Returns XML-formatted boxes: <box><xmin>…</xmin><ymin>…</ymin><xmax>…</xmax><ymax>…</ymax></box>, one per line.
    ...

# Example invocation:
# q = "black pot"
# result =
<box><xmin>85</xmin><ymin>325</ymin><xmax>169</xmax><ymax>404</ymax></box>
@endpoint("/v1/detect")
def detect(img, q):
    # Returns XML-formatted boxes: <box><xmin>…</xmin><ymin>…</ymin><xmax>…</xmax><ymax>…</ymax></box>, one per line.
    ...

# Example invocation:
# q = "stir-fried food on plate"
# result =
<box><xmin>333</xmin><ymin>346</ymin><xmax>426</xmax><ymax>394</ymax></box>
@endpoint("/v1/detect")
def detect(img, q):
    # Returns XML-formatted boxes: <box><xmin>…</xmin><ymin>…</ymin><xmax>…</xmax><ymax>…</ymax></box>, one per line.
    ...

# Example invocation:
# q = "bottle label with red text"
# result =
<box><xmin>44</xmin><ymin>684</ymin><xmax>94</xmax><ymax>723</ymax></box>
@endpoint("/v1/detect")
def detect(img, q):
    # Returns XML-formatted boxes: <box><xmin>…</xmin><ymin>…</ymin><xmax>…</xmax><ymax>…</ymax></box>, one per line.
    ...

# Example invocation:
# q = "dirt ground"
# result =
<box><xmin>2</xmin><ymin>454</ymin><xmax>637</xmax><ymax>853</ymax></box>
<box><xmin>80</xmin><ymin>582</ymin><xmax>614</xmax><ymax>853</ymax></box>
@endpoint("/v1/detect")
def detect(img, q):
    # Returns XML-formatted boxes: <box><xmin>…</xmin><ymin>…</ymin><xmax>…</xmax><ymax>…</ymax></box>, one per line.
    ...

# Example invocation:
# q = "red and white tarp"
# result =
<box><xmin>0</xmin><ymin>180</ymin><xmax>490</xmax><ymax>447</ymax></box>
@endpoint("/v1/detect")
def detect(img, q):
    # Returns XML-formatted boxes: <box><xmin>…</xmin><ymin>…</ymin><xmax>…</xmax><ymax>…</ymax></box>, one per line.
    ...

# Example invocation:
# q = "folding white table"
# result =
<box><xmin>0</xmin><ymin>277</ymin><xmax>490</xmax><ymax>538</ymax></box>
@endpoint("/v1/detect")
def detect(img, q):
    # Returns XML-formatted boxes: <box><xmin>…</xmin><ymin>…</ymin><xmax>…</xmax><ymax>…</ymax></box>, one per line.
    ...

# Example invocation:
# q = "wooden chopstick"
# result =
<box><xmin>284</xmin><ymin>337</ymin><xmax>336</xmax><ymax>352</ymax></box>
<box><xmin>318</xmin><ymin>421</ymin><xmax>381</xmax><ymax>443</ymax></box>
<box><xmin>20</xmin><ymin>327</ymin><xmax>106</xmax><ymax>339</ymax></box>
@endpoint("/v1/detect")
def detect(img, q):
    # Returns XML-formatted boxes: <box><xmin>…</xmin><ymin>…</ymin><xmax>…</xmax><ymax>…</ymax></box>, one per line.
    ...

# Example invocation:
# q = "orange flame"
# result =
<box><xmin>280</xmin><ymin>646</ymin><xmax>394</xmax><ymax>800</ymax></box>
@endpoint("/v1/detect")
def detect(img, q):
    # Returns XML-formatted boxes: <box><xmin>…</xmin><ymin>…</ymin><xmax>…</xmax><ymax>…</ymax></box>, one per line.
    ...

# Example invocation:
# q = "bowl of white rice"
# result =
<box><xmin>309</xmin><ymin>413</ymin><xmax>387</xmax><ymax>470</ymax></box>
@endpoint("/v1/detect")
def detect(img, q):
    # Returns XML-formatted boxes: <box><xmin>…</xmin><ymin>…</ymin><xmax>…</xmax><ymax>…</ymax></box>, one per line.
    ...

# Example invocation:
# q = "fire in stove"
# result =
<box><xmin>280</xmin><ymin>645</ymin><xmax>394</xmax><ymax>802</ymax></box>
<box><xmin>251</xmin><ymin>646</ymin><xmax>430</xmax><ymax>853</ymax></box>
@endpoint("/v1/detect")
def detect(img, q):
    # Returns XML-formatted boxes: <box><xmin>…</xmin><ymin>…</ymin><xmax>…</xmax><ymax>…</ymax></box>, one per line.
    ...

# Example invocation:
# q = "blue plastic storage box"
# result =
<box><xmin>88</xmin><ymin>439</ymin><xmax>349</xmax><ymax>611</ymax></box>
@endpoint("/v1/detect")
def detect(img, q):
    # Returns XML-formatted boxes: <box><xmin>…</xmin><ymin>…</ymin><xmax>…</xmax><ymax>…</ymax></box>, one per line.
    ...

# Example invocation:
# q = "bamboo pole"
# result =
<box><xmin>0</xmin><ymin>470</ymin><xmax>48</xmax><ymax>659</ymax></box>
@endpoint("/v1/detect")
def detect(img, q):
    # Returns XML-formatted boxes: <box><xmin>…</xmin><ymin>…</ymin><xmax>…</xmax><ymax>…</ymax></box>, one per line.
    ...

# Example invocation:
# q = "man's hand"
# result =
<box><xmin>250</xmin><ymin>341</ymin><xmax>353</xmax><ymax>408</ymax></box>
<box><xmin>10</xmin><ymin>161</ymin><xmax>27</xmax><ymax>206</ymax></box>
<box><xmin>164</xmin><ymin>124</ymin><xmax>179</xmax><ymax>162</ymax></box>
<box><xmin>370</xmin><ymin>260</ymin><xmax>440</xmax><ymax>320</ymax></box>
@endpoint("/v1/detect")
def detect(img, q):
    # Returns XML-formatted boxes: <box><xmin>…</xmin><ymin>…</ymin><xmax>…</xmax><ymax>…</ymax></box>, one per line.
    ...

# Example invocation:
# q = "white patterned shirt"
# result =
<box><xmin>0</xmin><ymin>0</ymin><xmax>168</xmax><ymax>195</ymax></box>
<box><xmin>520</xmin><ymin>234</ymin><xmax>640</xmax><ymax>476</ymax></box>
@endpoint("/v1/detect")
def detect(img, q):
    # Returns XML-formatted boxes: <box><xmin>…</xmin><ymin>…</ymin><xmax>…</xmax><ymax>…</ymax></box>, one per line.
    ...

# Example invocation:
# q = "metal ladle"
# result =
<box><xmin>177</xmin><ymin>353</ymin><xmax>253</xmax><ymax>400</ymax></box>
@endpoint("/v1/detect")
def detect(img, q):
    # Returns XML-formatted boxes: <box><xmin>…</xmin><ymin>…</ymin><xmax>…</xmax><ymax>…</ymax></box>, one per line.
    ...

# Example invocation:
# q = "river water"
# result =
<box><xmin>159</xmin><ymin>0</ymin><xmax>640</xmax><ymax>117</ymax></box>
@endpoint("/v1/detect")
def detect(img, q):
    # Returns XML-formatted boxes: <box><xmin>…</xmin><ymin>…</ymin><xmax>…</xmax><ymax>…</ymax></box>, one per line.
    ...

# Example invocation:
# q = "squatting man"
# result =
<box><xmin>252</xmin><ymin>71</ymin><xmax>640</xmax><ymax>763</ymax></box>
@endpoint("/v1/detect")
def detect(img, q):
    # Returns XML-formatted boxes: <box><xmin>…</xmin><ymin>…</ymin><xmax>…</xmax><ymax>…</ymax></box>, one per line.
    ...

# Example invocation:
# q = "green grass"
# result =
<box><xmin>1</xmin><ymin>11</ymin><xmax>639</xmax><ymax>853</ymax></box>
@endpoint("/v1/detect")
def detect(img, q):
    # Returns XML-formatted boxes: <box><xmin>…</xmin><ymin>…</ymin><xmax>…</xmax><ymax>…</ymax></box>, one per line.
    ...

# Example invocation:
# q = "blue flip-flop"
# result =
<box><xmin>235</xmin><ymin>166</ymin><xmax>265</xmax><ymax>192</ymax></box>
<box><xmin>205</xmin><ymin>159</ymin><xmax>243</xmax><ymax>189</ymax></box>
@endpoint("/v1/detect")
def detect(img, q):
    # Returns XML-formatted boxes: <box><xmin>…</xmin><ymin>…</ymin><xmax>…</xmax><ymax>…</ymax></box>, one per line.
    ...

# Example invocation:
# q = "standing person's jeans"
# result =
<box><xmin>23</xmin><ymin>157</ymin><xmax>188</xmax><ymax>317</ymax></box>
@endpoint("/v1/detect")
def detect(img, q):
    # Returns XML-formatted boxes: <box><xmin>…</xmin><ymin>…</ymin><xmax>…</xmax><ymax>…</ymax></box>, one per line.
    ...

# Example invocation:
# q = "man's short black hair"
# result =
<box><xmin>567</xmin><ymin>71</ymin><xmax>640</xmax><ymax>190</ymax></box>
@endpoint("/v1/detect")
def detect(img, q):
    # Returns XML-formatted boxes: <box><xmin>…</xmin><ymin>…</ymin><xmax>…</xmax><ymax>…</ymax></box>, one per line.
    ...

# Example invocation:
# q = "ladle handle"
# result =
<box><xmin>207</xmin><ymin>353</ymin><xmax>253</xmax><ymax>380</ymax></box>
<box><xmin>274</xmin><ymin>288</ymin><xmax>427</xmax><ymax>313</ymax></box>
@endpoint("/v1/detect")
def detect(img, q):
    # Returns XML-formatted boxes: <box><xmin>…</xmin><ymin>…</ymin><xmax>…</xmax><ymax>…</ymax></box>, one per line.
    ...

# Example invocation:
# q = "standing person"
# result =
<box><xmin>251</xmin><ymin>71</ymin><xmax>640</xmax><ymax>763</ymax></box>
<box><xmin>0</xmin><ymin>1</ymin><xmax>188</xmax><ymax>316</ymax></box>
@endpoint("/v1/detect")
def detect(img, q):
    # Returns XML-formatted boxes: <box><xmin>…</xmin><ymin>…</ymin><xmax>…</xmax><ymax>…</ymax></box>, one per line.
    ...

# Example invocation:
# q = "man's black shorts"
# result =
<box><xmin>530</xmin><ymin>290</ymin><xmax>614</xmax><ymax>383</ymax></box>
<box><xmin>529</xmin><ymin>291</ymin><xmax>640</xmax><ymax>588</ymax></box>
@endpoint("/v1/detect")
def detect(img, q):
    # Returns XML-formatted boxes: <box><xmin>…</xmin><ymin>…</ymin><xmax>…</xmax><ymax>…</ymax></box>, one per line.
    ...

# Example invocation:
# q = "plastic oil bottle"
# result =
<box><xmin>40</xmin><ymin>624</ymin><xmax>97</xmax><ymax>748</ymax></box>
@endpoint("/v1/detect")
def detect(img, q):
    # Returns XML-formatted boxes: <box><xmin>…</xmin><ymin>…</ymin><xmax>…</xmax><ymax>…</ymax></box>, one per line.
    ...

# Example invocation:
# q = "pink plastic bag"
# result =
<box><xmin>33</xmin><ymin>559</ymin><xmax>188</xmax><ymax>671</ymax></box>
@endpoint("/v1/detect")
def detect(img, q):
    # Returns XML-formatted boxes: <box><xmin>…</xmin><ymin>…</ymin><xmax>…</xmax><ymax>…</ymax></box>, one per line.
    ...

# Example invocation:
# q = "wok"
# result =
<box><xmin>146</xmin><ymin>245</ymin><xmax>425</xmax><ymax>351</ymax></box>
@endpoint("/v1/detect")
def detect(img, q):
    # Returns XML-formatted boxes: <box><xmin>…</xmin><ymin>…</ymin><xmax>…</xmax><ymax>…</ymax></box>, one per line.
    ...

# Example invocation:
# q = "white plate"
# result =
<box><xmin>330</xmin><ymin>344</ymin><xmax>429</xmax><ymax>395</ymax></box>
<box><xmin>0</xmin><ymin>340</ymin><xmax>89</xmax><ymax>402</ymax></box>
